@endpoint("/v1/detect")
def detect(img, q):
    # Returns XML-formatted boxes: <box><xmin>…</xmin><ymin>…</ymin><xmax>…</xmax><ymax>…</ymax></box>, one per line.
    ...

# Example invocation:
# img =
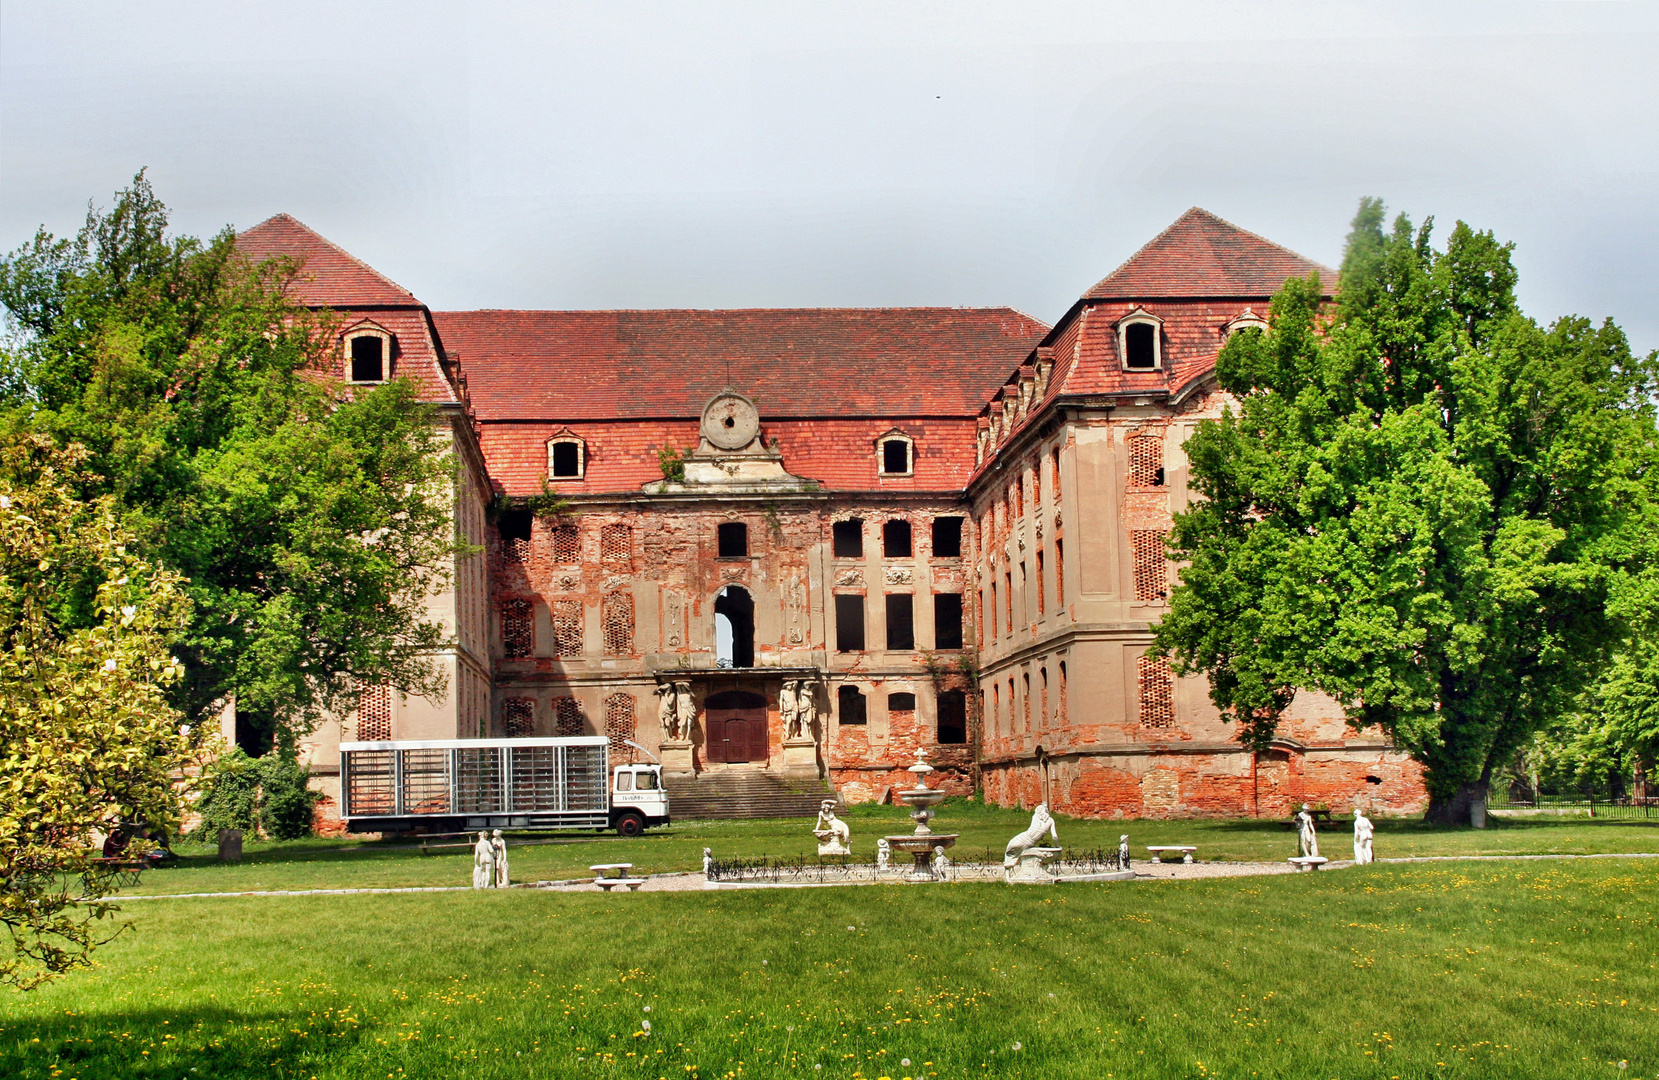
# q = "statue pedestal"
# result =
<box><xmin>781</xmin><ymin>736</ymin><xmax>819</xmax><ymax>779</ymax></box>
<box><xmin>1005</xmin><ymin>846</ymin><xmax>1061</xmax><ymax>884</ymax></box>
<box><xmin>660</xmin><ymin>739</ymin><xmax>695</xmax><ymax>777</ymax></box>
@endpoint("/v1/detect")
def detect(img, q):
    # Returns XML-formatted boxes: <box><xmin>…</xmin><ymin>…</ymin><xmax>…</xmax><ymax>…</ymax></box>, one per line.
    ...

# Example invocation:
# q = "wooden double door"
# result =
<box><xmin>705</xmin><ymin>690</ymin><xmax>769</xmax><ymax>763</ymax></box>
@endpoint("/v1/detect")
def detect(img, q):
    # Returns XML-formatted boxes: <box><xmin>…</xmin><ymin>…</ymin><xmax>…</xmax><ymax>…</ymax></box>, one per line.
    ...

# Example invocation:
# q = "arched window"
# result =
<box><xmin>838</xmin><ymin>685</ymin><xmax>867</xmax><ymax>725</ymax></box>
<box><xmin>344</xmin><ymin>325</ymin><xmax>393</xmax><ymax>383</ymax></box>
<box><xmin>714</xmin><ymin>585</ymin><xmax>754</xmax><ymax>668</ymax></box>
<box><xmin>877</xmin><ymin>432</ymin><xmax>914</xmax><ymax>476</ymax></box>
<box><xmin>1117</xmin><ymin>307</ymin><xmax>1163</xmax><ymax>371</ymax></box>
<box><xmin>547</xmin><ymin>434</ymin><xmax>586</xmax><ymax>480</ymax></box>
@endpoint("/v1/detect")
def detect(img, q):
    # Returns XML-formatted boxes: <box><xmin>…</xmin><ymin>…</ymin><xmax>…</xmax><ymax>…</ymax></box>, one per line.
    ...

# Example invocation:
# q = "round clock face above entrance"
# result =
<box><xmin>702</xmin><ymin>391</ymin><xmax>761</xmax><ymax>451</ymax></box>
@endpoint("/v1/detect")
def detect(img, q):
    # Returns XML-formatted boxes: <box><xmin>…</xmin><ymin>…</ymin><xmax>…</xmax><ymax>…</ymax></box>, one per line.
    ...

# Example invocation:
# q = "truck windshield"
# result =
<box><xmin>635</xmin><ymin>770</ymin><xmax>658</xmax><ymax>790</ymax></box>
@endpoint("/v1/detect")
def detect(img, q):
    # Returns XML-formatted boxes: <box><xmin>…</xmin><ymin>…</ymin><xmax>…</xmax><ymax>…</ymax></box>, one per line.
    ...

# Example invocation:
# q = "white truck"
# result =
<box><xmin>338</xmin><ymin>735</ymin><xmax>668</xmax><ymax>837</ymax></box>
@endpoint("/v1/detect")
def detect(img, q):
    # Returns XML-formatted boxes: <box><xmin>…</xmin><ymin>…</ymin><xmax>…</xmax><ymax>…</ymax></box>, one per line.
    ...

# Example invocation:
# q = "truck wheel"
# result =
<box><xmin>615</xmin><ymin>812</ymin><xmax>645</xmax><ymax>838</ymax></box>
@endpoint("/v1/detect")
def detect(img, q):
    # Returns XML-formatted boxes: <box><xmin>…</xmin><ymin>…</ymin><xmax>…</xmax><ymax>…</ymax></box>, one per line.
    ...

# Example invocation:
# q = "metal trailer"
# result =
<box><xmin>339</xmin><ymin>736</ymin><xmax>669</xmax><ymax>836</ymax></box>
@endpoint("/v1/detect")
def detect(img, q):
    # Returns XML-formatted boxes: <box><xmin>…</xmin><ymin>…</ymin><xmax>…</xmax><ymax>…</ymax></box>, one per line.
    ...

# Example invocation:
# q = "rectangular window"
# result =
<box><xmin>718</xmin><ymin>522</ymin><xmax>748</xmax><ymax>557</ymax></box>
<box><xmin>1131</xmin><ymin>530</ymin><xmax>1167</xmax><ymax>601</ymax></box>
<box><xmin>838</xmin><ymin>685</ymin><xmax>867</xmax><ymax>725</ymax></box>
<box><xmin>1128</xmin><ymin>434</ymin><xmax>1164</xmax><ymax>488</ymax></box>
<box><xmin>1055</xmin><ymin>538</ymin><xmax>1064</xmax><ymax>608</ymax></box>
<box><xmin>1019</xmin><ymin>562</ymin><xmax>1027</xmax><ymax>624</ymax></box>
<box><xmin>1036</xmin><ymin>550</ymin><xmax>1045</xmax><ymax>616</ymax></box>
<box><xmin>601</xmin><ymin>592</ymin><xmax>634</xmax><ymax>655</ymax></box>
<box><xmin>988</xmin><ymin>582</ymin><xmax>998</xmax><ymax>640</ymax></box>
<box><xmin>600</xmin><ymin>524</ymin><xmax>632</xmax><ymax>570</ymax></box>
<box><xmin>499</xmin><ymin>509</ymin><xmax>531</xmax><ymax>563</ymax></box>
<box><xmin>834</xmin><ymin>594</ymin><xmax>866</xmax><ymax>652</ymax></box>
<box><xmin>1138</xmin><ymin>656</ymin><xmax>1175</xmax><ymax>728</ymax></box>
<box><xmin>931</xmin><ymin>516</ymin><xmax>963</xmax><ymax>558</ymax></box>
<box><xmin>502</xmin><ymin>599</ymin><xmax>533</xmax><ymax>659</ymax></box>
<box><xmin>349</xmin><ymin>335</ymin><xmax>385</xmax><ymax>382</ymax></box>
<box><xmin>554</xmin><ymin>696</ymin><xmax>585</xmax><ymax>736</ymax></box>
<box><xmin>551</xmin><ymin>599</ymin><xmax>583</xmax><ymax>657</ymax></box>
<box><xmin>502</xmin><ymin>698</ymin><xmax>534</xmax><ymax>738</ymax></box>
<box><xmin>881</xmin><ymin>438</ymin><xmax>911</xmax><ymax>475</ymax></box>
<box><xmin>885</xmin><ymin>593</ymin><xmax>914</xmax><ymax>651</ymax></box>
<box><xmin>550</xmin><ymin>524</ymin><xmax>580</xmax><ymax>565</ymax></box>
<box><xmin>883</xmin><ymin>519</ymin><xmax>912</xmax><ymax>558</ymax></box>
<box><xmin>933</xmin><ymin>593</ymin><xmax>963</xmax><ymax>650</ymax></box>
<box><xmin>1005</xmin><ymin>571</ymin><xmax>1013</xmax><ymax>633</ymax></box>
<box><xmin>1051</xmin><ymin>446</ymin><xmax>1062</xmax><ymax>503</ymax></box>
<box><xmin>937</xmin><ymin>689</ymin><xmax>967</xmax><ymax>744</ymax></box>
<box><xmin>832</xmin><ymin>519</ymin><xmax>863</xmax><ymax>559</ymax></box>
<box><xmin>549</xmin><ymin>440</ymin><xmax>582</xmax><ymax>478</ymax></box>
<box><xmin>1031</xmin><ymin>462</ymin><xmax>1040</xmax><ymax>507</ymax></box>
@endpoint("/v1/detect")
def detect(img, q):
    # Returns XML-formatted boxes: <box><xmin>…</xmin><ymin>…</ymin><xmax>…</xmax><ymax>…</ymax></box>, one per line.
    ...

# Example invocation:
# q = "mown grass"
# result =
<box><xmin>118</xmin><ymin>802</ymin><xmax>1659</xmax><ymax>896</ymax></box>
<box><xmin>2</xmin><ymin>859</ymin><xmax>1655</xmax><ymax>1079</ymax></box>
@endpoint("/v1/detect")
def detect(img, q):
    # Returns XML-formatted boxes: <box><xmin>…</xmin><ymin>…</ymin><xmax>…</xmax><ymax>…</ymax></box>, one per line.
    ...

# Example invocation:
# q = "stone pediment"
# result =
<box><xmin>644</xmin><ymin>389</ymin><xmax>818</xmax><ymax>494</ymax></box>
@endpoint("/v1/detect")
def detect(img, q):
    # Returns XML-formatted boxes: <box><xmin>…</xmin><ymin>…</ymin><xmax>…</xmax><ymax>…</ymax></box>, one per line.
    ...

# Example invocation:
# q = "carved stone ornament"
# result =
<box><xmin>834</xmin><ymin>568</ymin><xmax>864</xmax><ymax>588</ymax></box>
<box><xmin>883</xmin><ymin>566</ymin><xmax>913</xmax><ymax>585</ymax></box>
<box><xmin>555</xmin><ymin>574</ymin><xmax>579</xmax><ymax>591</ymax></box>
<box><xmin>701</xmin><ymin>391</ymin><xmax>761</xmax><ymax>451</ymax></box>
<box><xmin>602</xmin><ymin>574</ymin><xmax>628</xmax><ymax>590</ymax></box>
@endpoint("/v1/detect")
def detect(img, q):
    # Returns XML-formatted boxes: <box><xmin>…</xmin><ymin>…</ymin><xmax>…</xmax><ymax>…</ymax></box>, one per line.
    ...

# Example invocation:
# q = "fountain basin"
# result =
<box><xmin>883</xmin><ymin>833</ymin><xmax>959</xmax><ymax>880</ymax></box>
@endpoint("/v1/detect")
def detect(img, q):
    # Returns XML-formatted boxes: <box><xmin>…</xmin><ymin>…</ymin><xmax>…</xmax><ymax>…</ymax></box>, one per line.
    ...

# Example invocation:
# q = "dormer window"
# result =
<box><xmin>1223</xmin><ymin>309</ymin><xmax>1269</xmax><ymax>341</ymax></box>
<box><xmin>344</xmin><ymin>326</ymin><xmax>393</xmax><ymax>383</ymax></box>
<box><xmin>878</xmin><ymin>432</ymin><xmax>914</xmax><ymax>476</ymax></box>
<box><xmin>1117</xmin><ymin>308</ymin><xmax>1163</xmax><ymax>372</ymax></box>
<box><xmin>547</xmin><ymin>434</ymin><xmax>586</xmax><ymax>480</ymax></box>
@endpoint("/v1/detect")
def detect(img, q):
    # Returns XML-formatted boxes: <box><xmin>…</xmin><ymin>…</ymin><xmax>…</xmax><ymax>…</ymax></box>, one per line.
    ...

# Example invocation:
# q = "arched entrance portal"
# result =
<box><xmin>704</xmin><ymin>689</ymin><xmax>768</xmax><ymax>763</ymax></box>
<box><xmin>713</xmin><ymin>585</ymin><xmax>754</xmax><ymax>668</ymax></box>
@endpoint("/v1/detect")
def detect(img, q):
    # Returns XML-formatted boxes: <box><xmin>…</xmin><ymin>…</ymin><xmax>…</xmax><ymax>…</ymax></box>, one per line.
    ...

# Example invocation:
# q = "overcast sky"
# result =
<box><xmin>3</xmin><ymin>2</ymin><xmax>1656</xmax><ymax>350</ymax></box>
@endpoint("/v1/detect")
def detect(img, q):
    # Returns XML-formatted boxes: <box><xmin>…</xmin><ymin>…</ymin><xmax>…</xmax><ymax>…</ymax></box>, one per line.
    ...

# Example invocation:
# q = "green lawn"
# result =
<box><xmin>115</xmin><ymin>801</ymin><xmax>1659</xmax><ymax>896</ymax></box>
<box><xmin>1</xmin><ymin>857</ymin><xmax>1655</xmax><ymax>1079</ymax></box>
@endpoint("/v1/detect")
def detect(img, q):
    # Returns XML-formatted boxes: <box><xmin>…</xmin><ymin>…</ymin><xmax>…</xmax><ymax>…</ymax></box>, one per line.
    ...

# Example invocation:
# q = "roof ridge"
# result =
<box><xmin>239</xmin><ymin>213</ymin><xmax>421</xmax><ymax>306</ymax></box>
<box><xmin>433</xmin><ymin>305</ymin><xmax>1045</xmax><ymax>316</ymax></box>
<box><xmin>1083</xmin><ymin>207</ymin><xmax>1334</xmax><ymax>300</ymax></box>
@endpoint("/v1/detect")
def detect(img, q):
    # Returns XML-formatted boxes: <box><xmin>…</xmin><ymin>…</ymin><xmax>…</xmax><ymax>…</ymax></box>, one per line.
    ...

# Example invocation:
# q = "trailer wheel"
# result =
<box><xmin>615</xmin><ymin>812</ymin><xmax>645</xmax><ymax>838</ymax></box>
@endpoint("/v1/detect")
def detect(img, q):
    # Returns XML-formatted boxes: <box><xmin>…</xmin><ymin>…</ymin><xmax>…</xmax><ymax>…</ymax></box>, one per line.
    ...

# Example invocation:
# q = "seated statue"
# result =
<box><xmin>813</xmin><ymin>800</ymin><xmax>851</xmax><ymax>856</ymax></box>
<box><xmin>1004</xmin><ymin>803</ymin><xmax>1058</xmax><ymax>867</ymax></box>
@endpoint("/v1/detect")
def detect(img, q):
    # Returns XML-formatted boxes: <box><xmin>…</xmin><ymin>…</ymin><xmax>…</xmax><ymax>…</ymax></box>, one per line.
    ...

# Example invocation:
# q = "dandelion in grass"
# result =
<box><xmin>901</xmin><ymin>1058</ymin><xmax>910</xmax><ymax>1066</ymax></box>
<box><xmin>642</xmin><ymin>1020</ymin><xmax>651</xmax><ymax>1033</ymax></box>
<box><xmin>1012</xmin><ymin>1042</ymin><xmax>1022</xmax><ymax>1051</ymax></box>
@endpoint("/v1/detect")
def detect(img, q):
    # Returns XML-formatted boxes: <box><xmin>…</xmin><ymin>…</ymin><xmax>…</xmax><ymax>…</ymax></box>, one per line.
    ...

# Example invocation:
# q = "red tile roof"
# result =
<box><xmin>236</xmin><ymin>214</ymin><xmax>421</xmax><ymax>308</ymax></box>
<box><xmin>1084</xmin><ymin>207</ymin><xmax>1333</xmax><ymax>300</ymax></box>
<box><xmin>431</xmin><ymin>308</ymin><xmax>1049</xmax><ymax>421</ymax></box>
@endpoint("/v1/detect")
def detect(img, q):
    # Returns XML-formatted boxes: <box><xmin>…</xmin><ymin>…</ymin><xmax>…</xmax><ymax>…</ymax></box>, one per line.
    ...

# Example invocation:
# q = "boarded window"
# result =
<box><xmin>1036</xmin><ymin>550</ymin><xmax>1045</xmax><ymax>615</ymax></box>
<box><xmin>502</xmin><ymin>599</ymin><xmax>534</xmax><ymax>658</ymax></box>
<box><xmin>550</xmin><ymin>524</ymin><xmax>580</xmax><ymax>565</ymax></box>
<box><xmin>349</xmin><ymin>334</ymin><xmax>385</xmax><ymax>382</ymax></box>
<box><xmin>833</xmin><ymin>519</ymin><xmax>863</xmax><ymax>558</ymax></box>
<box><xmin>1023</xmin><ymin>673</ymin><xmax>1031</xmax><ymax>731</ymax></box>
<box><xmin>601</xmin><ymin>592</ymin><xmax>634</xmax><ymax>655</ymax></box>
<box><xmin>988</xmin><ymin>582</ymin><xmax>997</xmax><ymax>640</ymax></box>
<box><xmin>549</xmin><ymin>440</ymin><xmax>582</xmax><ymax>478</ymax></box>
<box><xmin>1005</xmin><ymin>571</ymin><xmax>1013</xmax><ymax>632</ymax></box>
<box><xmin>600</xmin><ymin>524</ymin><xmax>632</xmax><ymax>570</ymax></box>
<box><xmin>889</xmin><ymin>692</ymin><xmax>916</xmax><ymax>732</ymax></box>
<box><xmin>1039</xmin><ymin>668</ymin><xmax>1049</xmax><ymax>730</ymax></box>
<box><xmin>1031</xmin><ymin>462</ymin><xmax>1040</xmax><ymax>506</ymax></box>
<box><xmin>554</xmin><ymin>697</ymin><xmax>585</xmax><ymax>736</ymax></box>
<box><xmin>933</xmin><ymin>593</ymin><xmax>963</xmax><ymax>650</ymax></box>
<box><xmin>883</xmin><ymin>519</ymin><xmax>912</xmax><ymax>558</ymax></box>
<box><xmin>885</xmin><ymin>593</ymin><xmax>914</xmax><ymax>651</ymax></box>
<box><xmin>881</xmin><ymin>438</ymin><xmax>911</xmax><ymax>475</ymax></box>
<box><xmin>1055</xmin><ymin>538</ymin><xmax>1064</xmax><ymax>607</ymax></box>
<box><xmin>931</xmin><ymin>516</ymin><xmax>962</xmax><ymax>558</ymax></box>
<box><xmin>604</xmin><ymin>693</ymin><xmax>636</xmax><ymax>760</ymax></box>
<box><xmin>499</xmin><ymin>509</ymin><xmax>532</xmax><ymax>562</ymax></box>
<box><xmin>1138</xmin><ymin>656</ymin><xmax>1175</xmax><ymax>728</ymax></box>
<box><xmin>1128</xmin><ymin>434</ymin><xmax>1164</xmax><ymax>487</ymax></box>
<box><xmin>838</xmin><ymin>685</ymin><xmax>867</xmax><ymax>725</ymax></box>
<box><xmin>1124</xmin><ymin>322</ymin><xmax>1157</xmax><ymax>369</ymax></box>
<box><xmin>834</xmin><ymin>594</ymin><xmax>866</xmax><ymax>652</ymax></box>
<box><xmin>937</xmin><ymin>689</ymin><xmax>967</xmax><ymax>744</ymax></box>
<box><xmin>718</xmin><ymin>522</ymin><xmax>748</xmax><ymax>557</ymax></box>
<box><xmin>551</xmin><ymin>599</ymin><xmax>583</xmax><ymax>657</ymax></box>
<box><xmin>357</xmin><ymin>683</ymin><xmax>392</xmax><ymax>741</ymax></box>
<box><xmin>1059</xmin><ymin>661</ymin><xmax>1068</xmax><ymax>723</ymax></box>
<box><xmin>1131</xmin><ymin>530</ymin><xmax>1168</xmax><ymax>601</ymax></box>
<box><xmin>503</xmin><ymin>698</ymin><xmax>534</xmax><ymax>738</ymax></box>
<box><xmin>1051</xmin><ymin>447</ymin><xmax>1062</xmax><ymax>502</ymax></box>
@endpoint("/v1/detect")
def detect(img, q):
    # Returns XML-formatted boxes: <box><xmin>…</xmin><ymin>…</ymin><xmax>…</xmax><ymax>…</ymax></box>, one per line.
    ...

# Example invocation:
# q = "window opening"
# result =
<box><xmin>714</xmin><ymin>585</ymin><xmax>754</xmax><ymax>668</ymax></box>
<box><xmin>601</xmin><ymin>592</ymin><xmax>635</xmax><ymax>655</ymax></box>
<box><xmin>1023</xmin><ymin>673</ymin><xmax>1031</xmax><ymax>732</ymax></box>
<box><xmin>838</xmin><ymin>685</ymin><xmax>867</xmax><ymax>725</ymax></box>
<box><xmin>1131</xmin><ymin>530</ymin><xmax>1168</xmax><ymax>601</ymax></box>
<box><xmin>1040</xmin><ymin>667</ymin><xmax>1049</xmax><ymax>730</ymax></box>
<box><xmin>885</xmin><ymin>593</ymin><xmax>914</xmax><ymax>651</ymax></box>
<box><xmin>551</xmin><ymin>599</ymin><xmax>583</xmax><ymax>657</ymax></box>
<box><xmin>834</xmin><ymin>594</ymin><xmax>866</xmax><ymax>652</ymax></box>
<box><xmin>554</xmin><ymin>697</ymin><xmax>585</xmax><ymax>736</ymax></box>
<box><xmin>717</xmin><ymin>522</ymin><xmax>749</xmax><ymax>558</ymax></box>
<box><xmin>1036</xmin><ymin>551</ymin><xmax>1045</xmax><ymax>616</ymax></box>
<box><xmin>357</xmin><ymin>683</ymin><xmax>392</xmax><ymax>741</ymax></box>
<box><xmin>1051</xmin><ymin>447</ymin><xmax>1062</xmax><ymax>503</ymax></box>
<box><xmin>833</xmin><ymin>519</ymin><xmax>864</xmax><ymax>559</ymax></box>
<box><xmin>1059</xmin><ymin>661</ymin><xmax>1067</xmax><ymax>723</ymax></box>
<box><xmin>503</xmin><ymin>698</ymin><xmax>534</xmax><ymax>738</ymax></box>
<box><xmin>1128</xmin><ymin>435</ymin><xmax>1164</xmax><ymax>488</ymax></box>
<box><xmin>1055</xmin><ymin>539</ymin><xmax>1064</xmax><ymax>608</ymax></box>
<box><xmin>880</xmin><ymin>438</ymin><xmax>911</xmax><ymax>475</ymax></box>
<box><xmin>615</xmin><ymin>771</ymin><xmax>633</xmax><ymax>792</ymax></box>
<box><xmin>931</xmin><ymin>516</ymin><xmax>962</xmax><ymax>558</ymax></box>
<box><xmin>349</xmin><ymin>335</ymin><xmax>385</xmax><ymax>382</ymax></box>
<box><xmin>600</xmin><ymin>524</ymin><xmax>632</xmax><ymax>570</ymax></box>
<box><xmin>883</xmin><ymin>519</ymin><xmax>912</xmax><ymax>559</ymax></box>
<box><xmin>1124</xmin><ymin>322</ymin><xmax>1157</xmax><ymax>370</ymax></box>
<box><xmin>1004</xmin><ymin>571</ymin><xmax>1013</xmax><ymax>632</ymax></box>
<box><xmin>937</xmin><ymin>689</ymin><xmax>967</xmax><ymax>744</ymax></box>
<box><xmin>1138</xmin><ymin>656</ymin><xmax>1175</xmax><ymax>728</ymax></box>
<box><xmin>604</xmin><ymin>693</ymin><xmax>637</xmax><ymax>761</ymax></box>
<box><xmin>502</xmin><ymin>599</ymin><xmax>534</xmax><ymax>658</ymax></box>
<box><xmin>988</xmin><ymin>582</ymin><xmax>998</xmax><ymax>641</ymax></box>
<box><xmin>549</xmin><ymin>440</ymin><xmax>583</xmax><ymax>479</ymax></box>
<box><xmin>549</xmin><ymin>524</ymin><xmax>579</xmax><ymax>565</ymax></box>
<box><xmin>933</xmin><ymin>593</ymin><xmax>963</xmax><ymax>650</ymax></box>
<box><xmin>499</xmin><ymin>509</ymin><xmax>532</xmax><ymax>562</ymax></box>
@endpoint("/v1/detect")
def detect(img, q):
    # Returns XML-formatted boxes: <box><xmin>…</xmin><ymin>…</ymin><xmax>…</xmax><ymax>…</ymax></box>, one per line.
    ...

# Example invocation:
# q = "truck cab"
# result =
<box><xmin>610</xmin><ymin>764</ymin><xmax>669</xmax><ymax>837</ymax></box>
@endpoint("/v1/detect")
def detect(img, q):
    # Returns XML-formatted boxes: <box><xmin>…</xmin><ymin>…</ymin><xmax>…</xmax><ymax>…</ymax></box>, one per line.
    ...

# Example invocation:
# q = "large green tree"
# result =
<box><xmin>1154</xmin><ymin>198</ymin><xmax>1659</xmax><ymax>824</ymax></box>
<box><xmin>0</xmin><ymin>174</ymin><xmax>465</xmax><ymax>746</ymax></box>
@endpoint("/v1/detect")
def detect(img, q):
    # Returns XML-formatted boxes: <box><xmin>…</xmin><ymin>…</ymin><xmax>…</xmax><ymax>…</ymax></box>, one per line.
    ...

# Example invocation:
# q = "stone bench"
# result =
<box><xmin>591</xmin><ymin>863</ymin><xmax>645</xmax><ymax>891</ymax></box>
<box><xmin>1145</xmin><ymin>845</ymin><xmax>1198</xmax><ymax>864</ymax></box>
<box><xmin>1287</xmin><ymin>856</ymin><xmax>1329</xmax><ymax>872</ymax></box>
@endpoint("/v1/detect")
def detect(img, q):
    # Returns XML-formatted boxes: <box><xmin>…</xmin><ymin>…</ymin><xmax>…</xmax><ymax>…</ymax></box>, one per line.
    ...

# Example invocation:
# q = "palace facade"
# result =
<box><xmin>235</xmin><ymin>207</ymin><xmax>1427</xmax><ymax>823</ymax></box>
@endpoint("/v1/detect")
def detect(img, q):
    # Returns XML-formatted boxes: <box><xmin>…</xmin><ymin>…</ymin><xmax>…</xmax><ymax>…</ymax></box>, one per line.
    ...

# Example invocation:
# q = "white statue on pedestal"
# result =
<box><xmin>471</xmin><ymin>831</ymin><xmax>496</xmax><ymax>889</ymax></box>
<box><xmin>657</xmin><ymin>683</ymin><xmax>679</xmax><ymax>739</ymax></box>
<box><xmin>1118</xmin><ymin>834</ymin><xmax>1131</xmax><ymax>870</ymax></box>
<box><xmin>796</xmin><ymin>682</ymin><xmax>818</xmax><ymax>739</ymax></box>
<box><xmin>702</xmin><ymin>847</ymin><xmax>713</xmax><ymax>876</ymax></box>
<box><xmin>813</xmin><ymin>800</ymin><xmax>851</xmax><ymax>856</ymax></box>
<box><xmin>1004</xmin><ymin>803</ymin><xmax>1058</xmax><ymax>867</ymax></box>
<box><xmin>673</xmin><ymin>682</ymin><xmax>696</xmax><ymax>742</ymax></box>
<box><xmin>779</xmin><ymin>680</ymin><xmax>799</xmax><ymax>739</ymax></box>
<box><xmin>876</xmin><ymin>838</ymin><xmax>891</xmax><ymax>872</ymax></box>
<box><xmin>931</xmin><ymin>845</ymin><xmax>950</xmax><ymax>878</ymax></box>
<box><xmin>1295</xmin><ymin>804</ymin><xmax>1320</xmax><ymax>859</ymax></box>
<box><xmin>491</xmin><ymin>829</ymin><xmax>509</xmax><ymax>887</ymax></box>
<box><xmin>1353</xmin><ymin>809</ymin><xmax>1374</xmax><ymax>865</ymax></box>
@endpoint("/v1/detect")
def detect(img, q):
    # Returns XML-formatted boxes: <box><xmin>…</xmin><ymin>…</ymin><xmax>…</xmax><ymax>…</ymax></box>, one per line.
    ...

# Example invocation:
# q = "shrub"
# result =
<box><xmin>192</xmin><ymin>747</ymin><xmax>323</xmax><ymax>841</ymax></box>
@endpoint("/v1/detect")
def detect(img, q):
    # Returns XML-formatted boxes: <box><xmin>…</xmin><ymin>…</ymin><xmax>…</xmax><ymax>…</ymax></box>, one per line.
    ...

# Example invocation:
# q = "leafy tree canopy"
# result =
<box><xmin>0</xmin><ymin>174</ymin><xmax>467</xmax><ymax>747</ymax></box>
<box><xmin>0</xmin><ymin>436</ymin><xmax>199</xmax><ymax>987</ymax></box>
<box><xmin>1154</xmin><ymin>197</ymin><xmax>1659</xmax><ymax>823</ymax></box>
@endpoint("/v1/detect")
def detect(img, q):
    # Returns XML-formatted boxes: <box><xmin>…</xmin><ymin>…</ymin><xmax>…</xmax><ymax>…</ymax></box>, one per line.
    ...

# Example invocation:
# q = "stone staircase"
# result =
<box><xmin>664</xmin><ymin>769</ymin><xmax>839</xmax><ymax>820</ymax></box>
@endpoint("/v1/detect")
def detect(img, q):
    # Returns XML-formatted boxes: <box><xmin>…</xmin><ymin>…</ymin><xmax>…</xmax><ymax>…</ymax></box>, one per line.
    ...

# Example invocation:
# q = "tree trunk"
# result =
<box><xmin>1424</xmin><ymin>777</ymin><xmax>1491</xmax><ymax>826</ymax></box>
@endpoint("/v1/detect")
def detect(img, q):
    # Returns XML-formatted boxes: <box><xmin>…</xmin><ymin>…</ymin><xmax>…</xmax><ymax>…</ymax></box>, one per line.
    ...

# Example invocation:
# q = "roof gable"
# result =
<box><xmin>236</xmin><ymin>214</ymin><xmax>420</xmax><ymax>308</ymax></box>
<box><xmin>1084</xmin><ymin>207</ymin><xmax>1333</xmax><ymax>300</ymax></box>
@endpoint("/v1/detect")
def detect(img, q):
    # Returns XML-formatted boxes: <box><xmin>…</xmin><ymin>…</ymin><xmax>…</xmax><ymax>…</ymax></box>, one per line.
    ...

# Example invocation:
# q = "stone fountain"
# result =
<box><xmin>883</xmin><ymin>747</ymin><xmax>959</xmax><ymax>881</ymax></box>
